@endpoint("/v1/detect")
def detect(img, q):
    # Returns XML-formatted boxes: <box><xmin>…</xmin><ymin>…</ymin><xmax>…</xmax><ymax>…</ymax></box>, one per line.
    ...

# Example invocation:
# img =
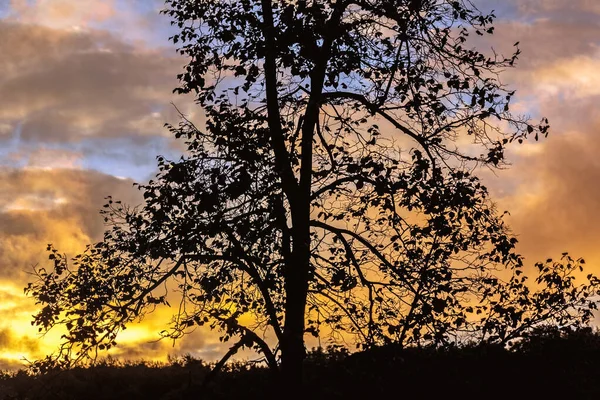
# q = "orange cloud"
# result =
<box><xmin>0</xmin><ymin>167</ymin><xmax>230</xmax><ymax>369</ymax></box>
<box><xmin>0</xmin><ymin>8</ymin><xmax>204</xmax><ymax>369</ymax></box>
<box><xmin>472</xmin><ymin>1</ymin><xmax>600</xmax><ymax>274</ymax></box>
<box><xmin>9</xmin><ymin>0</ymin><xmax>116</xmax><ymax>29</ymax></box>
<box><xmin>495</xmin><ymin>131</ymin><xmax>600</xmax><ymax>265</ymax></box>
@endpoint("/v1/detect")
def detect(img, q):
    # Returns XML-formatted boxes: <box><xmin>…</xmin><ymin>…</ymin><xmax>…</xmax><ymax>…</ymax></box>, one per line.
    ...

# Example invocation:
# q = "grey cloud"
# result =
<box><xmin>0</xmin><ymin>168</ymin><xmax>141</xmax><ymax>279</ymax></box>
<box><xmin>112</xmin><ymin>340</ymin><xmax>173</xmax><ymax>361</ymax></box>
<box><xmin>478</xmin><ymin>0</ymin><xmax>600</xmax><ymax>18</ymax></box>
<box><xmin>110</xmin><ymin>331</ymin><xmax>224</xmax><ymax>363</ymax></box>
<box><xmin>175</xmin><ymin>330</ymin><xmax>209</xmax><ymax>356</ymax></box>
<box><xmin>0</xmin><ymin>21</ymin><xmax>195</xmax><ymax>146</ymax></box>
<box><xmin>471</xmin><ymin>0</ymin><xmax>600</xmax><ymax>76</ymax></box>
<box><xmin>0</xmin><ymin>22</ymin><xmax>108</xmax><ymax>79</ymax></box>
<box><xmin>507</xmin><ymin>0</ymin><xmax>600</xmax><ymax>17</ymax></box>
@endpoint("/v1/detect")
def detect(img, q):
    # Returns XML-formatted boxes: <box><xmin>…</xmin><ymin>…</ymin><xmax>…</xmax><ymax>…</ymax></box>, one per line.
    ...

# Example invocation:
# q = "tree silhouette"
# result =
<box><xmin>26</xmin><ymin>0</ymin><xmax>600</xmax><ymax>390</ymax></box>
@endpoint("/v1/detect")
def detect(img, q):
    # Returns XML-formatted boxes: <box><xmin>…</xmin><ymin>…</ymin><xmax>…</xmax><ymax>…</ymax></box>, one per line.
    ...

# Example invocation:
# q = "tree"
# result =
<box><xmin>26</xmin><ymin>0</ymin><xmax>600</xmax><ymax>390</ymax></box>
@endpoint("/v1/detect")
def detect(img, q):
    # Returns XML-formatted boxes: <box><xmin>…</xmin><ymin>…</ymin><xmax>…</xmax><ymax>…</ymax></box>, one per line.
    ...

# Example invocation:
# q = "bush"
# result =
<box><xmin>4</xmin><ymin>330</ymin><xmax>600</xmax><ymax>400</ymax></box>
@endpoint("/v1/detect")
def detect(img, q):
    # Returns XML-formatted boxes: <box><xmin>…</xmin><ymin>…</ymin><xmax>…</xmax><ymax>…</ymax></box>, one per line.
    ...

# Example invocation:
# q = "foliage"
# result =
<box><xmin>25</xmin><ymin>0</ymin><xmax>599</xmax><ymax>387</ymax></box>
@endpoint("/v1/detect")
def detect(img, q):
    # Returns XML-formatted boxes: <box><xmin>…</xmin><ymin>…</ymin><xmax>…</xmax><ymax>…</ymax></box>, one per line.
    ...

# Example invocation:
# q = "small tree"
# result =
<box><xmin>27</xmin><ymin>0</ymin><xmax>600</xmax><ymax>389</ymax></box>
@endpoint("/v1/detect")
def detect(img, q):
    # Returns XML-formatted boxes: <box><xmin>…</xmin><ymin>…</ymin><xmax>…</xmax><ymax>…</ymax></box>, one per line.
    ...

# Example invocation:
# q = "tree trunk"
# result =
<box><xmin>280</xmin><ymin>215</ymin><xmax>310</xmax><ymax>390</ymax></box>
<box><xmin>279</xmin><ymin>35</ymin><xmax>329</xmax><ymax>388</ymax></box>
<box><xmin>258</xmin><ymin>0</ymin><xmax>309</xmax><ymax>386</ymax></box>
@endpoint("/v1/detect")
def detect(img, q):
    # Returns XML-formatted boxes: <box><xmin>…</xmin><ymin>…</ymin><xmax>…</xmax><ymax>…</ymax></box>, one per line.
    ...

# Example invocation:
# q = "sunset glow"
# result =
<box><xmin>0</xmin><ymin>0</ymin><xmax>599</xmax><ymax>370</ymax></box>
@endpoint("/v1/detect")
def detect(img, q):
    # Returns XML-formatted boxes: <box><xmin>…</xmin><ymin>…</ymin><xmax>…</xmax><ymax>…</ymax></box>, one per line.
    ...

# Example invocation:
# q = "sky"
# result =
<box><xmin>0</xmin><ymin>0</ymin><xmax>599</xmax><ymax>370</ymax></box>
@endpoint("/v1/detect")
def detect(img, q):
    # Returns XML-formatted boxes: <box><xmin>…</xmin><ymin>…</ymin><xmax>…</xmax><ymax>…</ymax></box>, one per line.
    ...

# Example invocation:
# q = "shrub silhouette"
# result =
<box><xmin>4</xmin><ymin>329</ymin><xmax>600</xmax><ymax>399</ymax></box>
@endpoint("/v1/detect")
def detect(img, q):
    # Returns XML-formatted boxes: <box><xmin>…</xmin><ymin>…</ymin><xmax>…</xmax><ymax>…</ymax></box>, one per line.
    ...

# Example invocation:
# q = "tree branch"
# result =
<box><xmin>201</xmin><ymin>337</ymin><xmax>248</xmax><ymax>389</ymax></box>
<box><xmin>311</xmin><ymin>175</ymin><xmax>379</xmax><ymax>200</ymax></box>
<box><xmin>186</xmin><ymin>252</ymin><xmax>283</xmax><ymax>343</ymax></box>
<box><xmin>260</xmin><ymin>0</ymin><xmax>299</xmax><ymax>204</ymax></box>
<box><xmin>310</xmin><ymin>220</ymin><xmax>417</xmax><ymax>295</ymax></box>
<box><xmin>214</xmin><ymin>314</ymin><xmax>279</xmax><ymax>374</ymax></box>
<box><xmin>320</xmin><ymin>91</ymin><xmax>436</xmax><ymax>163</ymax></box>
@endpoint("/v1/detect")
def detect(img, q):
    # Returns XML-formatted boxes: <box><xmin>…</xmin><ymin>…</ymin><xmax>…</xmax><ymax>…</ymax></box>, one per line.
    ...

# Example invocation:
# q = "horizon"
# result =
<box><xmin>1</xmin><ymin>0</ymin><xmax>599</xmax><ymax>370</ymax></box>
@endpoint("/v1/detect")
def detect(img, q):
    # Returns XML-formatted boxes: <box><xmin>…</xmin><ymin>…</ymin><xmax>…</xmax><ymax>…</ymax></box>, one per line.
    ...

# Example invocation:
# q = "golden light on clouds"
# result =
<box><xmin>1</xmin><ymin>0</ymin><xmax>600</xmax><ymax>370</ymax></box>
<box><xmin>8</xmin><ymin>0</ymin><xmax>116</xmax><ymax>28</ymax></box>
<box><xmin>533</xmin><ymin>56</ymin><xmax>600</xmax><ymax>100</ymax></box>
<box><xmin>0</xmin><ymin>0</ymin><xmax>216</xmax><ymax>369</ymax></box>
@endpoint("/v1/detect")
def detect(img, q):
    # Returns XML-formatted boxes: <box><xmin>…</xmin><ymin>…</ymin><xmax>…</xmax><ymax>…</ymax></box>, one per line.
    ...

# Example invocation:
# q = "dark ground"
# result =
<box><xmin>2</xmin><ymin>327</ymin><xmax>600</xmax><ymax>399</ymax></box>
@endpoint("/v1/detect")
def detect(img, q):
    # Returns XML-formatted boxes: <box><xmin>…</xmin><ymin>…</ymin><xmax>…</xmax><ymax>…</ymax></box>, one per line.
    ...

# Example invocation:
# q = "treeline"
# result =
<box><xmin>2</xmin><ymin>326</ymin><xmax>600</xmax><ymax>399</ymax></box>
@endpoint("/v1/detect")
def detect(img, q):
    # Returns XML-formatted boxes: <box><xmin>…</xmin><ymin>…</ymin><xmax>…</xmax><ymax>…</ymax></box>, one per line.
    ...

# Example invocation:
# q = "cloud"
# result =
<box><xmin>530</xmin><ymin>56</ymin><xmax>600</xmax><ymax>100</ymax></box>
<box><xmin>8</xmin><ymin>0</ymin><xmax>117</xmax><ymax>29</ymax></box>
<box><xmin>475</xmin><ymin>0</ymin><xmax>600</xmax><ymax>79</ymax></box>
<box><xmin>511</xmin><ymin>0</ymin><xmax>600</xmax><ymax>16</ymax></box>
<box><xmin>0</xmin><ymin>19</ymin><xmax>202</xmax><ymax>184</ymax></box>
<box><xmin>2</xmin><ymin>147</ymin><xmax>83</xmax><ymax>170</ymax></box>
<box><xmin>496</xmin><ymin>130</ymin><xmax>600</xmax><ymax>266</ymax></box>
<box><xmin>0</xmin><ymin>166</ymin><xmax>227</xmax><ymax>368</ymax></box>
<box><xmin>0</xmin><ymin>168</ymin><xmax>141</xmax><ymax>278</ymax></box>
<box><xmin>0</xmin><ymin>328</ymin><xmax>39</xmax><ymax>354</ymax></box>
<box><xmin>0</xmin><ymin>1</ymin><xmax>212</xmax><ymax>370</ymax></box>
<box><xmin>0</xmin><ymin>167</ymin><xmax>145</xmax><ymax>369</ymax></box>
<box><xmin>6</xmin><ymin>0</ymin><xmax>178</xmax><ymax>54</ymax></box>
<box><xmin>479</xmin><ymin>0</ymin><xmax>600</xmax><ymax>19</ymax></box>
<box><xmin>0</xmin><ymin>314</ymin><xmax>44</xmax><ymax>370</ymax></box>
<box><xmin>0</xmin><ymin>20</ymin><xmax>201</xmax><ymax>184</ymax></box>
<box><xmin>469</xmin><ymin>0</ymin><xmax>600</xmax><ymax>272</ymax></box>
<box><xmin>0</xmin><ymin>21</ymin><xmax>190</xmax><ymax>141</ymax></box>
<box><xmin>109</xmin><ymin>323</ymin><xmax>226</xmax><ymax>363</ymax></box>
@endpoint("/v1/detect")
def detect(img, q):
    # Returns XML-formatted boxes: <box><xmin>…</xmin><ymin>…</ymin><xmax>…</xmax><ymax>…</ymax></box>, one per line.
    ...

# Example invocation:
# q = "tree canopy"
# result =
<box><xmin>27</xmin><ymin>0</ymin><xmax>600</xmax><ymax>388</ymax></box>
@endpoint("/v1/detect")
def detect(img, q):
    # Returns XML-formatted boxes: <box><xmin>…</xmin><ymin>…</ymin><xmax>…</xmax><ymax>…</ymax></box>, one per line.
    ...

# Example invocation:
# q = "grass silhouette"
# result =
<box><xmin>2</xmin><ymin>326</ymin><xmax>600</xmax><ymax>399</ymax></box>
